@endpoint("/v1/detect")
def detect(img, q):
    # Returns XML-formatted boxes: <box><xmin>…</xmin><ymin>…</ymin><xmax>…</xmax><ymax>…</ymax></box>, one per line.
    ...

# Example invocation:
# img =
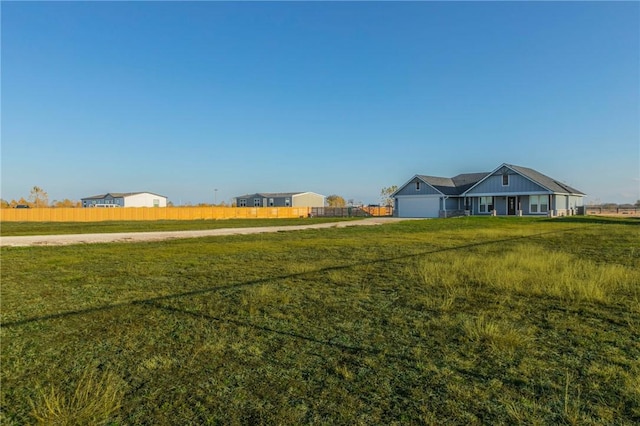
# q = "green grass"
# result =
<box><xmin>1</xmin><ymin>216</ymin><xmax>639</xmax><ymax>424</ymax></box>
<box><xmin>0</xmin><ymin>217</ymin><xmax>361</xmax><ymax>236</ymax></box>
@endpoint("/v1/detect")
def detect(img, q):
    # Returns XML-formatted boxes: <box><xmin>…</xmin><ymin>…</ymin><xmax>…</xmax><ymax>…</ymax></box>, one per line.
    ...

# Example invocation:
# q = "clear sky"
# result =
<box><xmin>2</xmin><ymin>1</ymin><xmax>639</xmax><ymax>205</ymax></box>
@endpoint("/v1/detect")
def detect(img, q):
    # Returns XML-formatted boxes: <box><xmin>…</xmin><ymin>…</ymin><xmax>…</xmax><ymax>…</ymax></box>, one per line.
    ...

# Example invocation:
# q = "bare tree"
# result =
<box><xmin>29</xmin><ymin>186</ymin><xmax>49</xmax><ymax>208</ymax></box>
<box><xmin>380</xmin><ymin>185</ymin><xmax>398</xmax><ymax>206</ymax></box>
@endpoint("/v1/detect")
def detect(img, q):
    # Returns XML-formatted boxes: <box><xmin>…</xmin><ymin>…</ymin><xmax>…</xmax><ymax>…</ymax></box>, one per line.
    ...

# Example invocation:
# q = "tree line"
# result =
<box><xmin>2</xmin><ymin>186</ymin><xmax>402</xmax><ymax>208</ymax></box>
<box><xmin>0</xmin><ymin>186</ymin><xmax>82</xmax><ymax>208</ymax></box>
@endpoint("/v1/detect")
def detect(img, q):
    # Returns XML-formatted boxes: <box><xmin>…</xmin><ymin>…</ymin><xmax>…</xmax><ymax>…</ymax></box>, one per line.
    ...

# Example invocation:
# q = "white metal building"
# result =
<box><xmin>81</xmin><ymin>192</ymin><xmax>168</xmax><ymax>208</ymax></box>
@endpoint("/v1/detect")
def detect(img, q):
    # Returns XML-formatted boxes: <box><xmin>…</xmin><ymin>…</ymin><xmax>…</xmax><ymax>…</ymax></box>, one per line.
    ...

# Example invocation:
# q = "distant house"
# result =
<box><xmin>81</xmin><ymin>192</ymin><xmax>167</xmax><ymax>208</ymax></box>
<box><xmin>233</xmin><ymin>192</ymin><xmax>325</xmax><ymax>208</ymax></box>
<box><xmin>393</xmin><ymin>163</ymin><xmax>585</xmax><ymax>218</ymax></box>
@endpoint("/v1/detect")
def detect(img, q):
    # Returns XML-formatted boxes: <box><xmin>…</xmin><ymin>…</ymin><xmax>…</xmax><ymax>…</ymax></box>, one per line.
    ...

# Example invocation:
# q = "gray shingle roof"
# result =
<box><xmin>507</xmin><ymin>164</ymin><xmax>585</xmax><ymax>195</ymax></box>
<box><xmin>234</xmin><ymin>192</ymin><xmax>305</xmax><ymax>199</ymax></box>
<box><xmin>417</xmin><ymin>173</ymin><xmax>489</xmax><ymax>195</ymax></box>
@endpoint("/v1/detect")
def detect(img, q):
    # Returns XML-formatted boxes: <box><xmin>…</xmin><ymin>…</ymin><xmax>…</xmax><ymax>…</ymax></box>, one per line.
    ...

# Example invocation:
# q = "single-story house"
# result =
<box><xmin>393</xmin><ymin>163</ymin><xmax>585</xmax><ymax>218</ymax></box>
<box><xmin>233</xmin><ymin>192</ymin><xmax>325</xmax><ymax>208</ymax></box>
<box><xmin>81</xmin><ymin>192</ymin><xmax>167</xmax><ymax>208</ymax></box>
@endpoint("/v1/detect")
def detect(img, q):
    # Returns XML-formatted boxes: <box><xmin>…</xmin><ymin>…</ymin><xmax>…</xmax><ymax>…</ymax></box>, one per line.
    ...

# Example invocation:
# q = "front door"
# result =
<box><xmin>507</xmin><ymin>197</ymin><xmax>516</xmax><ymax>215</ymax></box>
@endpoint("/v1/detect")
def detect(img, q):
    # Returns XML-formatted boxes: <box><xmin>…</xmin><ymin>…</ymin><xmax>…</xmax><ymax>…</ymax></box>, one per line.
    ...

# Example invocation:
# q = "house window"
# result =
<box><xmin>479</xmin><ymin>196</ymin><xmax>494</xmax><ymax>213</ymax></box>
<box><xmin>254</xmin><ymin>198</ymin><xmax>261</xmax><ymax>207</ymax></box>
<box><xmin>530</xmin><ymin>195</ymin><xmax>549</xmax><ymax>214</ymax></box>
<box><xmin>285</xmin><ymin>198</ymin><xmax>291</xmax><ymax>207</ymax></box>
<box><xmin>153</xmin><ymin>199</ymin><xmax>159</xmax><ymax>207</ymax></box>
<box><xmin>269</xmin><ymin>198</ymin><xmax>274</xmax><ymax>207</ymax></box>
<box><xmin>416</xmin><ymin>181</ymin><xmax>421</xmax><ymax>191</ymax></box>
<box><xmin>239</xmin><ymin>199</ymin><xmax>247</xmax><ymax>207</ymax></box>
<box><xmin>502</xmin><ymin>174</ymin><xmax>509</xmax><ymax>186</ymax></box>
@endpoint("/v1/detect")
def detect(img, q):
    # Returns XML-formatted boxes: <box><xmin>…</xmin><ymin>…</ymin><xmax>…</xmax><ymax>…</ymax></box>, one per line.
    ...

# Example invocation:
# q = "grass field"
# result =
<box><xmin>1</xmin><ymin>216</ymin><xmax>639</xmax><ymax>424</ymax></box>
<box><xmin>0</xmin><ymin>217</ymin><xmax>360</xmax><ymax>236</ymax></box>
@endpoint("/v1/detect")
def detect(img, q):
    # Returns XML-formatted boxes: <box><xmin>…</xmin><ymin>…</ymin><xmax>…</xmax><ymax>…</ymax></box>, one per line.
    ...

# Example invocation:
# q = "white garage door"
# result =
<box><xmin>397</xmin><ymin>196</ymin><xmax>440</xmax><ymax>218</ymax></box>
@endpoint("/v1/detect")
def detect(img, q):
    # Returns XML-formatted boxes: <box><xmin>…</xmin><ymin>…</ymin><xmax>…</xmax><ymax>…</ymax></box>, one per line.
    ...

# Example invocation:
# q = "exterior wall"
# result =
<box><xmin>292</xmin><ymin>192</ymin><xmax>325</xmax><ymax>208</ymax></box>
<box><xmin>467</xmin><ymin>173</ymin><xmax>547</xmax><ymax>195</ymax></box>
<box><xmin>395</xmin><ymin>178</ymin><xmax>441</xmax><ymax>196</ymax></box>
<box><xmin>264</xmin><ymin>197</ymin><xmax>285</xmax><ymax>207</ymax></box>
<box><xmin>443</xmin><ymin>197</ymin><xmax>459</xmax><ymax>211</ymax></box>
<box><xmin>123</xmin><ymin>193</ymin><xmax>167</xmax><ymax>208</ymax></box>
<box><xmin>235</xmin><ymin>194</ymin><xmax>262</xmax><ymax>207</ymax></box>
<box><xmin>469</xmin><ymin>195</ymin><xmax>558</xmax><ymax>216</ymax></box>
<box><xmin>235</xmin><ymin>193</ymin><xmax>325</xmax><ymax>208</ymax></box>
<box><xmin>82</xmin><ymin>195</ymin><xmax>124</xmax><ymax>207</ymax></box>
<box><xmin>551</xmin><ymin>194</ymin><xmax>583</xmax><ymax>216</ymax></box>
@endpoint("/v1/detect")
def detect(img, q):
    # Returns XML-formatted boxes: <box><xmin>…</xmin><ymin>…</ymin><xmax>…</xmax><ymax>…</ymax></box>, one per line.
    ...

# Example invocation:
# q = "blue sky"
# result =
<box><xmin>2</xmin><ymin>1</ymin><xmax>638</xmax><ymax>205</ymax></box>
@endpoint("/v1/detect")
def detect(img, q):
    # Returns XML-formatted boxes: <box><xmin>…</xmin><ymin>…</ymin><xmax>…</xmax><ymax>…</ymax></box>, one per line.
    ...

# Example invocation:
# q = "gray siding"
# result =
<box><xmin>467</xmin><ymin>173</ymin><xmax>548</xmax><ymax>195</ymax></box>
<box><xmin>395</xmin><ymin>178</ymin><xmax>441</xmax><ymax>196</ymax></box>
<box><xmin>444</xmin><ymin>197</ymin><xmax>458</xmax><ymax>210</ymax></box>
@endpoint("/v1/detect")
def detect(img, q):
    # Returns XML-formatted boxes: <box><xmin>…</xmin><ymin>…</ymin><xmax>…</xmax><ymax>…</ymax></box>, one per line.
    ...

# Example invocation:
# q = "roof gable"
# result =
<box><xmin>392</xmin><ymin>175</ymin><xmax>447</xmax><ymax>196</ymax></box>
<box><xmin>393</xmin><ymin>173</ymin><xmax>488</xmax><ymax>197</ymax></box>
<box><xmin>463</xmin><ymin>163</ymin><xmax>584</xmax><ymax>195</ymax></box>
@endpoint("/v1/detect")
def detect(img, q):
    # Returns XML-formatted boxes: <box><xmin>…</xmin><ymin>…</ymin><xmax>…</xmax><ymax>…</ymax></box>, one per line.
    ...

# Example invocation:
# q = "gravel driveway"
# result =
<box><xmin>0</xmin><ymin>218</ymin><xmax>413</xmax><ymax>247</ymax></box>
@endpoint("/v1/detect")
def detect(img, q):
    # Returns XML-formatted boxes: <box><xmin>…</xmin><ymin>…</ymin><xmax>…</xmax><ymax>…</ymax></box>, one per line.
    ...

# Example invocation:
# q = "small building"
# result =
<box><xmin>393</xmin><ymin>163</ymin><xmax>585</xmax><ymax>218</ymax></box>
<box><xmin>81</xmin><ymin>192</ymin><xmax>167</xmax><ymax>208</ymax></box>
<box><xmin>233</xmin><ymin>192</ymin><xmax>325</xmax><ymax>208</ymax></box>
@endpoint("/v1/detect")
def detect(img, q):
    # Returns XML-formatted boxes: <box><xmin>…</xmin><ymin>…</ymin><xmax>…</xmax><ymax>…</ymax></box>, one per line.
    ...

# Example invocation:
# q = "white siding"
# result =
<box><xmin>123</xmin><ymin>193</ymin><xmax>167</xmax><ymax>207</ymax></box>
<box><xmin>291</xmin><ymin>192</ymin><xmax>325</xmax><ymax>208</ymax></box>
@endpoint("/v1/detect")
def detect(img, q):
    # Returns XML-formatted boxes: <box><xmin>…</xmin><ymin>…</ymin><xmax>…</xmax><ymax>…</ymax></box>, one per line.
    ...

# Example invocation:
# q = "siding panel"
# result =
<box><xmin>396</xmin><ymin>178</ymin><xmax>441</xmax><ymax>196</ymax></box>
<box><xmin>467</xmin><ymin>174</ymin><xmax>548</xmax><ymax>195</ymax></box>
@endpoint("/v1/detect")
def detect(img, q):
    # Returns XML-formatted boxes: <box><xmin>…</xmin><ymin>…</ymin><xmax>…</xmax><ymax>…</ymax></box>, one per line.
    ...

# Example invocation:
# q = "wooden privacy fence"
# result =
<box><xmin>0</xmin><ymin>207</ymin><xmax>314</xmax><ymax>222</ymax></box>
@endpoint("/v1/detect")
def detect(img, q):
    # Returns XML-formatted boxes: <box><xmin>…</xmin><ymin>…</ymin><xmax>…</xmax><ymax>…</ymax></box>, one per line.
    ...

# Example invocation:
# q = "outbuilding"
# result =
<box><xmin>233</xmin><ymin>192</ymin><xmax>325</xmax><ymax>208</ymax></box>
<box><xmin>81</xmin><ymin>192</ymin><xmax>167</xmax><ymax>208</ymax></box>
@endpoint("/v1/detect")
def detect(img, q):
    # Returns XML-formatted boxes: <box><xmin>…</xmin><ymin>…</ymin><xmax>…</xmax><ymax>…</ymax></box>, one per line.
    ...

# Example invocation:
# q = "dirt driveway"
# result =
<box><xmin>0</xmin><ymin>218</ymin><xmax>414</xmax><ymax>247</ymax></box>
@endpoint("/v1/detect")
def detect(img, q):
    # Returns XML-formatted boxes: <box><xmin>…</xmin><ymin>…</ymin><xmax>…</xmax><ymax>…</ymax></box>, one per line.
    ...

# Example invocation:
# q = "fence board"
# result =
<box><xmin>0</xmin><ymin>207</ymin><xmax>316</xmax><ymax>222</ymax></box>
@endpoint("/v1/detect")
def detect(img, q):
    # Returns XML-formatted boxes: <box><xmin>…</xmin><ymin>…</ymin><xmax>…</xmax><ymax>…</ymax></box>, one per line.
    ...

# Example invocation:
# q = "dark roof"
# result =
<box><xmin>235</xmin><ymin>192</ymin><xmax>308</xmax><ymax>199</ymax></box>
<box><xmin>417</xmin><ymin>173</ymin><xmax>489</xmax><ymax>195</ymax></box>
<box><xmin>507</xmin><ymin>164</ymin><xmax>585</xmax><ymax>195</ymax></box>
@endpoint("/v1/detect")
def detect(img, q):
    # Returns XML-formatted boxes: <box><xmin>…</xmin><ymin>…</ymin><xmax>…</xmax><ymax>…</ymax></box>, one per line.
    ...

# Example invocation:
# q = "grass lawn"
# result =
<box><xmin>0</xmin><ymin>217</ymin><xmax>361</xmax><ymax>236</ymax></box>
<box><xmin>1</xmin><ymin>216</ymin><xmax>639</xmax><ymax>424</ymax></box>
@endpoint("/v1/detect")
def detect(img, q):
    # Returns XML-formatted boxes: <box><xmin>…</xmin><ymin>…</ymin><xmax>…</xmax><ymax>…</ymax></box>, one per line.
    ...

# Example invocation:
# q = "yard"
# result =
<box><xmin>1</xmin><ymin>216</ymin><xmax>639</xmax><ymax>424</ymax></box>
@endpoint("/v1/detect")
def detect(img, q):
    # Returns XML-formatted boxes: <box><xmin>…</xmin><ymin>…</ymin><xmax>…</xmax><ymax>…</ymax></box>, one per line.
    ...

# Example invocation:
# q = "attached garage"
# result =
<box><xmin>396</xmin><ymin>196</ymin><xmax>440</xmax><ymax>218</ymax></box>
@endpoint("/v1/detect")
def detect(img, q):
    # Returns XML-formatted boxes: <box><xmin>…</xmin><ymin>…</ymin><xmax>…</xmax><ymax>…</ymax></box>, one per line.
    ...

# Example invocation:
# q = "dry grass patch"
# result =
<box><xmin>29</xmin><ymin>368</ymin><xmax>124</xmax><ymax>426</ymax></box>
<box><xmin>462</xmin><ymin>313</ymin><xmax>533</xmax><ymax>355</ymax></box>
<box><xmin>417</xmin><ymin>245</ymin><xmax>639</xmax><ymax>304</ymax></box>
